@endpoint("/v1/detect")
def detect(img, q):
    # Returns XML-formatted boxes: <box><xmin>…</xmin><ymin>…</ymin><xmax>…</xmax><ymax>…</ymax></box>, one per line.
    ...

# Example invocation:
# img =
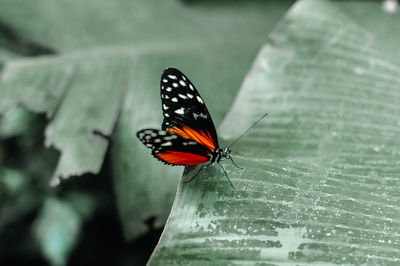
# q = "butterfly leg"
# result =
<box><xmin>217</xmin><ymin>162</ymin><xmax>235</xmax><ymax>189</ymax></box>
<box><xmin>183</xmin><ymin>162</ymin><xmax>213</xmax><ymax>183</ymax></box>
<box><xmin>229</xmin><ymin>156</ymin><xmax>243</xmax><ymax>169</ymax></box>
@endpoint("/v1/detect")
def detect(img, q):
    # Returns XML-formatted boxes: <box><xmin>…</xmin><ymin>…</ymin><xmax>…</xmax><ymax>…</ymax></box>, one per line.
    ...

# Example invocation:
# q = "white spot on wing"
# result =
<box><xmin>166</xmin><ymin>87</ymin><xmax>172</xmax><ymax>92</ymax></box>
<box><xmin>171</xmin><ymin>97</ymin><xmax>178</xmax><ymax>102</ymax></box>
<box><xmin>162</xmin><ymin>79</ymin><xmax>168</xmax><ymax>83</ymax></box>
<box><xmin>172</xmin><ymin>83</ymin><xmax>178</xmax><ymax>88</ymax></box>
<box><xmin>161</xmin><ymin>141</ymin><xmax>173</xmax><ymax>146</ymax></box>
<box><xmin>165</xmin><ymin>113</ymin><xmax>170</xmax><ymax>117</ymax></box>
<box><xmin>165</xmin><ymin>95</ymin><xmax>170</xmax><ymax>99</ymax></box>
<box><xmin>151</xmin><ymin>133</ymin><xmax>157</xmax><ymax>137</ymax></box>
<box><xmin>178</xmin><ymin>94</ymin><xmax>187</xmax><ymax>99</ymax></box>
<box><xmin>196</xmin><ymin>96</ymin><xmax>204</xmax><ymax>103</ymax></box>
<box><xmin>159</xmin><ymin>131</ymin><xmax>167</xmax><ymax>135</ymax></box>
<box><xmin>187</xmin><ymin>93</ymin><xmax>193</xmax><ymax>98</ymax></box>
<box><xmin>154</xmin><ymin>139</ymin><xmax>161</xmax><ymax>143</ymax></box>
<box><xmin>189</xmin><ymin>84</ymin><xmax>194</xmax><ymax>90</ymax></box>
<box><xmin>168</xmin><ymin>75</ymin><xmax>177</xmax><ymax>80</ymax></box>
<box><xmin>163</xmin><ymin>104</ymin><xmax>169</xmax><ymax>110</ymax></box>
<box><xmin>193</xmin><ymin>113</ymin><xmax>208</xmax><ymax>120</ymax></box>
<box><xmin>174</xmin><ymin>108</ymin><xmax>185</xmax><ymax>115</ymax></box>
<box><xmin>183</xmin><ymin>141</ymin><xmax>198</xmax><ymax>146</ymax></box>
<box><xmin>164</xmin><ymin>135</ymin><xmax>177</xmax><ymax>140</ymax></box>
<box><xmin>179</xmin><ymin>80</ymin><xmax>186</xmax><ymax>86</ymax></box>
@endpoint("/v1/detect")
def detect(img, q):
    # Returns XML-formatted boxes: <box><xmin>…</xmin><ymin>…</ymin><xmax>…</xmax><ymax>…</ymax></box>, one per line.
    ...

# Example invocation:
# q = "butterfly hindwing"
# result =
<box><xmin>136</xmin><ymin>129</ymin><xmax>210</xmax><ymax>166</ymax></box>
<box><xmin>160</xmin><ymin>68</ymin><xmax>219</xmax><ymax>149</ymax></box>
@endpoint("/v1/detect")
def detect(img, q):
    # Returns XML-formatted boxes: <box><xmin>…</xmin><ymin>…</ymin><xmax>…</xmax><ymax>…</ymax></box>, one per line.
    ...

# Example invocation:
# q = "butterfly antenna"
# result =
<box><xmin>228</xmin><ymin>112</ymin><xmax>268</xmax><ymax>149</ymax></box>
<box><xmin>218</xmin><ymin>162</ymin><xmax>235</xmax><ymax>189</ymax></box>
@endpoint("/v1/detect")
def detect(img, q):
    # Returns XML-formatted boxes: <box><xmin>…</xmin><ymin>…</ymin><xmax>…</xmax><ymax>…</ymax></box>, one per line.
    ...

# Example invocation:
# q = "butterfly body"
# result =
<box><xmin>137</xmin><ymin>68</ymin><xmax>233</xmax><ymax>179</ymax></box>
<box><xmin>209</xmin><ymin>147</ymin><xmax>231</xmax><ymax>164</ymax></box>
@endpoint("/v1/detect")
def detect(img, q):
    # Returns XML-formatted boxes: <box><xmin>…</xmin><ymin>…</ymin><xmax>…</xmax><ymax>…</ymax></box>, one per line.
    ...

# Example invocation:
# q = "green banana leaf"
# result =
<box><xmin>149</xmin><ymin>0</ymin><xmax>400</xmax><ymax>264</ymax></box>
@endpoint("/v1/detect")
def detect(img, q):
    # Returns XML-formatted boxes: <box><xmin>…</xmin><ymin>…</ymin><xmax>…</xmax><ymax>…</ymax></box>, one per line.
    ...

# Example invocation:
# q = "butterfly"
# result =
<box><xmin>136</xmin><ymin>67</ymin><xmax>240</xmax><ymax>187</ymax></box>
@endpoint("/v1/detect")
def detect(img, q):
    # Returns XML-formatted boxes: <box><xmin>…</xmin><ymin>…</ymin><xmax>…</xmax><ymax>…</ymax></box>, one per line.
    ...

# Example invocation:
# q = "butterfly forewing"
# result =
<box><xmin>136</xmin><ymin>129</ymin><xmax>210</xmax><ymax>166</ymax></box>
<box><xmin>160</xmin><ymin>68</ymin><xmax>219</xmax><ymax>149</ymax></box>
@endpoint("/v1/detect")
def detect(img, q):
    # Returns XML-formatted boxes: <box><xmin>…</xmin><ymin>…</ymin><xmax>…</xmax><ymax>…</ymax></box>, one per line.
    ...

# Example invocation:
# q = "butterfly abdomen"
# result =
<box><xmin>210</xmin><ymin>148</ymin><xmax>222</xmax><ymax>163</ymax></box>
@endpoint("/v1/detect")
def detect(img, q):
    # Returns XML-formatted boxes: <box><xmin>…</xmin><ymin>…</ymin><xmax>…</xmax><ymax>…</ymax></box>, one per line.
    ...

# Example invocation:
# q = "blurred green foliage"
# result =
<box><xmin>0</xmin><ymin>0</ymin><xmax>294</xmax><ymax>265</ymax></box>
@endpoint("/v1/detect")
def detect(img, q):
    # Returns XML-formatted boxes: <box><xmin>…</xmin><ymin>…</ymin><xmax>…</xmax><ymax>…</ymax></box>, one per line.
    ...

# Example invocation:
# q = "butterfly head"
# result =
<box><xmin>221</xmin><ymin>147</ymin><xmax>231</xmax><ymax>160</ymax></box>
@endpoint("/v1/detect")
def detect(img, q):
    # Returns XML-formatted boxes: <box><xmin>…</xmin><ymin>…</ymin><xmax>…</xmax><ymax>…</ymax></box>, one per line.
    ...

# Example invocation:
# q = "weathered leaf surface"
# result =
<box><xmin>149</xmin><ymin>0</ymin><xmax>400</xmax><ymax>264</ymax></box>
<box><xmin>336</xmin><ymin>1</ymin><xmax>400</xmax><ymax>62</ymax></box>
<box><xmin>45</xmin><ymin>55</ymin><xmax>130</xmax><ymax>185</ymax></box>
<box><xmin>0</xmin><ymin>58</ymin><xmax>74</xmax><ymax>116</ymax></box>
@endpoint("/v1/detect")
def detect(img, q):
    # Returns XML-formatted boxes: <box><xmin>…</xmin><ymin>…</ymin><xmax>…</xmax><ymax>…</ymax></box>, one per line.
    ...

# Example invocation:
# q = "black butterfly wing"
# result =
<box><xmin>137</xmin><ymin>129</ymin><xmax>211</xmax><ymax>166</ymax></box>
<box><xmin>159</xmin><ymin>68</ymin><xmax>219</xmax><ymax>150</ymax></box>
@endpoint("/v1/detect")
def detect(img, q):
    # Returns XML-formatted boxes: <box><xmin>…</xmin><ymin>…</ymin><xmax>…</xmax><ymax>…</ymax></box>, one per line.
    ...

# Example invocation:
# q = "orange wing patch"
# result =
<box><xmin>167</xmin><ymin>126</ymin><xmax>215</xmax><ymax>150</ymax></box>
<box><xmin>155</xmin><ymin>151</ymin><xmax>209</xmax><ymax>166</ymax></box>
